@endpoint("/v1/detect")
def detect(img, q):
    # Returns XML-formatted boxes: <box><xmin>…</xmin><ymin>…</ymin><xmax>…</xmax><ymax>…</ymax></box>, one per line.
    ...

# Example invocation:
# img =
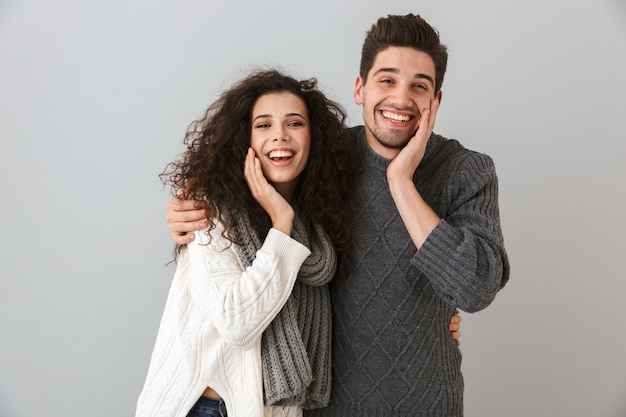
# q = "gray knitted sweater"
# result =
<box><xmin>304</xmin><ymin>126</ymin><xmax>509</xmax><ymax>417</ymax></box>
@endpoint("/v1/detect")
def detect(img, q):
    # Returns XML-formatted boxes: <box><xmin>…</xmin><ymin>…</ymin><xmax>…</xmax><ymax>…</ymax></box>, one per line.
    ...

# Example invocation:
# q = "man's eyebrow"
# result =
<box><xmin>372</xmin><ymin>67</ymin><xmax>435</xmax><ymax>87</ymax></box>
<box><xmin>372</xmin><ymin>67</ymin><xmax>400</xmax><ymax>77</ymax></box>
<box><xmin>415</xmin><ymin>73</ymin><xmax>435</xmax><ymax>87</ymax></box>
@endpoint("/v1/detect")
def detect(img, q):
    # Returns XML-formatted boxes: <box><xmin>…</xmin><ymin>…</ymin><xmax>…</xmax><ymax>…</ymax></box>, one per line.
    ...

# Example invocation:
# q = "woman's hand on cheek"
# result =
<box><xmin>244</xmin><ymin>148</ymin><xmax>294</xmax><ymax>235</ymax></box>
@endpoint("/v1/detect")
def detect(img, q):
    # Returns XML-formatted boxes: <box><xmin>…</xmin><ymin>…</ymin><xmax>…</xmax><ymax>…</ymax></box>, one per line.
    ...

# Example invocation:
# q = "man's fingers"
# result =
<box><xmin>168</xmin><ymin>218</ymin><xmax>207</xmax><ymax>233</ymax></box>
<box><xmin>172</xmin><ymin>230</ymin><xmax>196</xmax><ymax>245</ymax></box>
<box><xmin>414</xmin><ymin>98</ymin><xmax>438</xmax><ymax>140</ymax></box>
<box><xmin>167</xmin><ymin>197</ymin><xmax>208</xmax><ymax>223</ymax></box>
<box><xmin>166</xmin><ymin>197</ymin><xmax>208</xmax><ymax>245</ymax></box>
<box><xmin>449</xmin><ymin>309</ymin><xmax>462</xmax><ymax>325</ymax></box>
<box><xmin>428</xmin><ymin>97</ymin><xmax>439</xmax><ymax>131</ymax></box>
<box><xmin>166</xmin><ymin>208</ymin><xmax>208</xmax><ymax>224</ymax></box>
<box><xmin>169</xmin><ymin>218</ymin><xmax>208</xmax><ymax>245</ymax></box>
<box><xmin>450</xmin><ymin>308</ymin><xmax>462</xmax><ymax>347</ymax></box>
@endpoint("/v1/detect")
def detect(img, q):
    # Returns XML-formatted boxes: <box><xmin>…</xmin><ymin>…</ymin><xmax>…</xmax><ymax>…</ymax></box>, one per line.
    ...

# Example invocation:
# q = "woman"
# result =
<box><xmin>136</xmin><ymin>69</ymin><xmax>356</xmax><ymax>417</ymax></box>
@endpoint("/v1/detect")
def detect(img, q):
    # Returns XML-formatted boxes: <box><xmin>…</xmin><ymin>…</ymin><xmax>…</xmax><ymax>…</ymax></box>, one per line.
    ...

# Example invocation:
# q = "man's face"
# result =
<box><xmin>354</xmin><ymin>46</ymin><xmax>441</xmax><ymax>159</ymax></box>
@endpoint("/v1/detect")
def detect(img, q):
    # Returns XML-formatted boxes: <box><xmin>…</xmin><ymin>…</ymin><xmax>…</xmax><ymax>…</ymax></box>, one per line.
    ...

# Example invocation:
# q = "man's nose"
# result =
<box><xmin>392</xmin><ymin>85</ymin><xmax>414</xmax><ymax>107</ymax></box>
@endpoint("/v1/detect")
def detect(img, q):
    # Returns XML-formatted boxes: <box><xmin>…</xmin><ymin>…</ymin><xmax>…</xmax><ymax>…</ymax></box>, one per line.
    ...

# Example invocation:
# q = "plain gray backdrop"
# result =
<box><xmin>1</xmin><ymin>0</ymin><xmax>625</xmax><ymax>416</ymax></box>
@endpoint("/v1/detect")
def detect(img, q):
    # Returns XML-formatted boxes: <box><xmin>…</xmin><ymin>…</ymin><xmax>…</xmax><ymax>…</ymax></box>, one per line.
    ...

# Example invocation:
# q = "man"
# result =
<box><xmin>165</xmin><ymin>14</ymin><xmax>509</xmax><ymax>416</ymax></box>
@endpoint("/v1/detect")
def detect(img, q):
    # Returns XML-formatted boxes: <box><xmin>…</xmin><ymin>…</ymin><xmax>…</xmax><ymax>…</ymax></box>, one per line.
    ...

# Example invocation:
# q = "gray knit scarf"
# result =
<box><xmin>231</xmin><ymin>212</ymin><xmax>335</xmax><ymax>409</ymax></box>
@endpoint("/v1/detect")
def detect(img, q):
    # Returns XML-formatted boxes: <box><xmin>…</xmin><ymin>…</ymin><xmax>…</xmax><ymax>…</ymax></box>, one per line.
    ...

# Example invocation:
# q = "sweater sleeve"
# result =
<box><xmin>186</xmin><ymin>225</ymin><xmax>311</xmax><ymax>350</ymax></box>
<box><xmin>411</xmin><ymin>152</ymin><xmax>510</xmax><ymax>312</ymax></box>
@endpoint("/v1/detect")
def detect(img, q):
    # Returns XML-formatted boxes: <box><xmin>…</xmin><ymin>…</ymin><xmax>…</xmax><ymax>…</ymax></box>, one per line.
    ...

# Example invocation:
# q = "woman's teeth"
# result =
<box><xmin>268</xmin><ymin>150</ymin><xmax>293</xmax><ymax>160</ymax></box>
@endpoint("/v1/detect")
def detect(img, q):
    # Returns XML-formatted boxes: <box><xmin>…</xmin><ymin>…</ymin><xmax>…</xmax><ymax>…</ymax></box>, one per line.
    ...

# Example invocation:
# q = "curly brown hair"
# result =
<box><xmin>161</xmin><ymin>69</ymin><xmax>356</xmax><ymax>269</ymax></box>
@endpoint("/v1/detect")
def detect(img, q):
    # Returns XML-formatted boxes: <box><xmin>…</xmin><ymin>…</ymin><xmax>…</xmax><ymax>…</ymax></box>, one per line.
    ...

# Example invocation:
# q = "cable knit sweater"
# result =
<box><xmin>136</xmin><ymin>224</ymin><xmax>311</xmax><ymax>417</ymax></box>
<box><xmin>305</xmin><ymin>126</ymin><xmax>510</xmax><ymax>417</ymax></box>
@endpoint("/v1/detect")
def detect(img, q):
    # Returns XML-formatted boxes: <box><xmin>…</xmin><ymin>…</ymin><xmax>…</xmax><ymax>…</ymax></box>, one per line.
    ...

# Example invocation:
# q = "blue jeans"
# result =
<box><xmin>186</xmin><ymin>396</ymin><xmax>227</xmax><ymax>417</ymax></box>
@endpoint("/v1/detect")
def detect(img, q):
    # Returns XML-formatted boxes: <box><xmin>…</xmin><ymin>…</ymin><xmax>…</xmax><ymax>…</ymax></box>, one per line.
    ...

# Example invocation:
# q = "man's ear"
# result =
<box><xmin>436</xmin><ymin>89</ymin><xmax>443</xmax><ymax>104</ymax></box>
<box><xmin>354</xmin><ymin>76</ymin><xmax>364</xmax><ymax>105</ymax></box>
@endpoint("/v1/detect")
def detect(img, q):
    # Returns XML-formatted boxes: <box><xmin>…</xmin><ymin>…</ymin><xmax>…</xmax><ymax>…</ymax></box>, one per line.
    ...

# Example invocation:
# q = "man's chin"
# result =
<box><xmin>366</xmin><ymin>124</ymin><xmax>414</xmax><ymax>150</ymax></box>
<box><xmin>375</xmin><ymin>134</ymin><xmax>412</xmax><ymax>150</ymax></box>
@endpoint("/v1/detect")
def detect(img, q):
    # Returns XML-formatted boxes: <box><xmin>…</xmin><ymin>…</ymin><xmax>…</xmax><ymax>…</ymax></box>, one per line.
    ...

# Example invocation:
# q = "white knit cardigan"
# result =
<box><xmin>135</xmin><ymin>223</ymin><xmax>311</xmax><ymax>417</ymax></box>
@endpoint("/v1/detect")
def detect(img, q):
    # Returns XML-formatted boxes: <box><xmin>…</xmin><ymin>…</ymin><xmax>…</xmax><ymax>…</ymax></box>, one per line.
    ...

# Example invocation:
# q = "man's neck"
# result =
<box><xmin>364</xmin><ymin>131</ymin><xmax>401</xmax><ymax>160</ymax></box>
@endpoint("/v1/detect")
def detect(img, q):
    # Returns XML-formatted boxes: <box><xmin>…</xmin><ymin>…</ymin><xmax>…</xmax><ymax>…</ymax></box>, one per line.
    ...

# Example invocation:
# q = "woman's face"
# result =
<box><xmin>250</xmin><ymin>92</ymin><xmax>311</xmax><ymax>198</ymax></box>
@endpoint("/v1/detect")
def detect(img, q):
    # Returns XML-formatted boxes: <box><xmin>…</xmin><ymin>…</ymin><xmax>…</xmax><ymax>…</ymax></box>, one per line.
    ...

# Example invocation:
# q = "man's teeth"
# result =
<box><xmin>382</xmin><ymin>111</ymin><xmax>411</xmax><ymax>122</ymax></box>
<box><xmin>268</xmin><ymin>150</ymin><xmax>294</xmax><ymax>160</ymax></box>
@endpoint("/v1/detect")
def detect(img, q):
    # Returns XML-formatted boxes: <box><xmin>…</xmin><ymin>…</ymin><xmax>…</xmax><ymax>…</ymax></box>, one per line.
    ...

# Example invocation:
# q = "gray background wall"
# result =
<box><xmin>1</xmin><ymin>0</ymin><xmax>625</xmax><ymax>416</ymax></box>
